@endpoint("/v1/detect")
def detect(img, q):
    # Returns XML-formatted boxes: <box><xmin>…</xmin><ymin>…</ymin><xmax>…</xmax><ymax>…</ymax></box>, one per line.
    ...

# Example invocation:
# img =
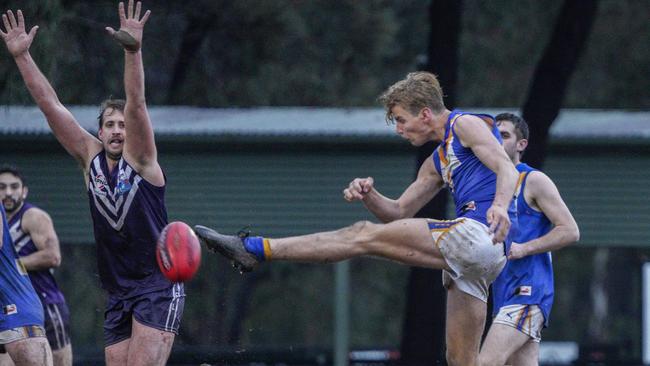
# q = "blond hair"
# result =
<box><xmin>378</xmin><ymin>72</ymin><xmax>445</xmax><ymax>123</ymax></box>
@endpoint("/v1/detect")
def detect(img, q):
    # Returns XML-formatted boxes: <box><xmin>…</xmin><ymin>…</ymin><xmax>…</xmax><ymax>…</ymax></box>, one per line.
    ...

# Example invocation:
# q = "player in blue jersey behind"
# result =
<box><xmin>0</xmin><ymin>203</ymin><xmax>52</xmax><ymax>366</ymax></box>
<box><xmin>196</xmin><ymin>72</ymin><xmax>519</xmax><ymax>366</ymax></box>
<box><xmin>0</xmin><ymin>166</ymin><xmax>72</xmax><ymax>366</ymax></box>
<box><xmin>1</xmin><ymin>2</ymin><xmax>183</xmax><ymax>365</ymax></box>
<box><xmin>478</xmin><ymin>114</ymin><xmax>580</xmax><ymax>366</ymax></box>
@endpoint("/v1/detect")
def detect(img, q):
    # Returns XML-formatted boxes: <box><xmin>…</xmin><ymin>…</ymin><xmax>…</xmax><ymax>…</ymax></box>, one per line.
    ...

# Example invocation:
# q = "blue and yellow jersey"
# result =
<box><xmin>0</xmin><ymin>206</ymin><xmax>44</xmax><ymax>331</ymax></box>
<box><xmin>492</xmin><ymin>163</ymin><xmax>554</xmax><ymax>326</ymax></box>
<box><xmin>432</xmin><ymin>109</ymin><xmax>501</xmax><ymax>225</ymax></box>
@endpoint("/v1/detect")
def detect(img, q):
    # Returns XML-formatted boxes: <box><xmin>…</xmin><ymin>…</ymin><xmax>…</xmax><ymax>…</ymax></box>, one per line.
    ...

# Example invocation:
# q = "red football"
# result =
<box><xmin>156</xmin><ymin>221</ymin><xmax>201</xmax><ymax>282</ymax></box>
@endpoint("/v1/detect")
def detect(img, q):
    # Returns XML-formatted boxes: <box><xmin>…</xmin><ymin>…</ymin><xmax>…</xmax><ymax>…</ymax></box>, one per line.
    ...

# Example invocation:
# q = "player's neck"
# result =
<box><xmin>431</xmin><ymin>109</ymin><xmax>451</xmax><ymax>140</ymax></box>
<box><xmin>105</xmin><ymin>152</ymin><xmax>121</xmax><ymax>173</ymax></box>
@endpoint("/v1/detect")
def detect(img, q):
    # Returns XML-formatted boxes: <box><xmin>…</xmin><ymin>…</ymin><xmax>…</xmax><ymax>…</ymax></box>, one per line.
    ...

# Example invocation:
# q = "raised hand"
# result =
<box><xmin>343</xmin><ymin>177</ymin><xmax>375</xmax><ymax>202</ymax></box>
<box><xmin>0</xmin><ymin>10</ymin><xmax>39</xmax><ymax>57</ymax></box>
<box><xmin>105</xmin><ymin>0</ymin><xmax>151</xmax><ymax>52</ymax></box>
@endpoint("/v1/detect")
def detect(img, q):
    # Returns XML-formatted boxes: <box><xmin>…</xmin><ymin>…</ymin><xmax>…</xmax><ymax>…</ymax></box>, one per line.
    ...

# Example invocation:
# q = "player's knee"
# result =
<box><xmin>342</xmin><ymin>220</ymin><xmax>377</xmax><ymax>250</ymax></box>
<box><xmin>52</xmin><ymin>345</ymin><xmax>73</xmax><ymax>366</ymax></box>
<box><xmin>477</xmin><ymin>352</ymin><xmax>502</xmax><ymax>366</ymax></box>
<box><xmin>345</xmin><ymin>220</ymin><xmax>373</xmax><ymax>237</ymax></box>
<box><xmin>446</xmin><ymin>347</ymin><xmax>476</xmax><ymax>366</ymax></box>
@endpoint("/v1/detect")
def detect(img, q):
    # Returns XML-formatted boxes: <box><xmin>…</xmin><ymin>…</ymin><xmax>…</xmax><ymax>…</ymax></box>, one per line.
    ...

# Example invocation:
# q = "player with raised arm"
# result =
<box><xmin>0</xmin><ymin>2</ymin><xmax>183</xmax><ymax>365</ymax></box>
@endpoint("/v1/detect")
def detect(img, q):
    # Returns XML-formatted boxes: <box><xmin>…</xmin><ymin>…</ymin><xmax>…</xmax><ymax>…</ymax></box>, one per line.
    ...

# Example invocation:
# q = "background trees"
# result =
<box><xmin>1</xmin><ymin>0</ymin><xmax>648</xmax><ymax>363</ymax></box>
<box><xmin>1</xmin><ymin>1</ymin><xmax>647</xmax><ymax>109</ymax></box>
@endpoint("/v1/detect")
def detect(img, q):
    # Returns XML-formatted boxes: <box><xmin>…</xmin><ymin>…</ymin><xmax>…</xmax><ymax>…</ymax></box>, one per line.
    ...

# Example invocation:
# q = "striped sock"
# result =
<box><xmin>243</xmin><ymin>236</ymin><xmax>272</xmax><ymax>261</ymax></box>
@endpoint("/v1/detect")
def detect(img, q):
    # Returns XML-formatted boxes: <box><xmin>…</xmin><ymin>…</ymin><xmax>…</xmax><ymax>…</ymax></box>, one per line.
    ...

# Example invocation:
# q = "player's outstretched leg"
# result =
<box><xmin>196</xmin><ymin>219</ymin><xmax>448</xmax><ymax>272</ymax></box>
<box><xmin>194</xmin><ymin>225</ymin><xmax>260</xmax><ymax>272</ymax></box>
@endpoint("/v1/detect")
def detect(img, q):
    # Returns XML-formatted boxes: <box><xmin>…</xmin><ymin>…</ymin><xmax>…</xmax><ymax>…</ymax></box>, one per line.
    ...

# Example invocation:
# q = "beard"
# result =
<box><xmin>3</xmin><ymin>197</ymin><xmax>22</xmax><ymax>214</ymax></box>
<box><xmin>106</xmin><ymin>150</ymin><xmax>123</xmax><ymax>162</ymax></box>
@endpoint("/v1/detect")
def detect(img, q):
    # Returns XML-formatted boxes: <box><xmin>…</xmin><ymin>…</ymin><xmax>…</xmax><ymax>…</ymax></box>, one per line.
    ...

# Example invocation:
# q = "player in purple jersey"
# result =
<box><xmin>0</xmin><ymin>166</ymin><xmax>72</xmax><ymax>366</ymax></box>
<box><xmin>478</xmin><ymin>114</ymin><xmax>579</xmax><ymax>366</ymax></box>
<box><xmin>195</xmin><ymin>72</ymin><xmax>519</xmax><ymax>366</ymax></box>
<box><xmin>1</xmin><ymin>2</ymin><xmax>183</xmax><ymax>365</ymax></box>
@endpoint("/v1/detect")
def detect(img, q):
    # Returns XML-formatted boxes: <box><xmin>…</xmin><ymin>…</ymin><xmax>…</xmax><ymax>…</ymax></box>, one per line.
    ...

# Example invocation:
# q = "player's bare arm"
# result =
<box><xmin>17</xmin><ymin>207</ymin><xmax>61</xmax><ymax>270</ymax></box>
<box><xmin>394</xmin><ymin>157</ymin><xmax>443</xmax><ymax>218</ymax></box>
<box><xmin>106</xmin><ymin>0</ymin><xmax>163</xmax><ymax>186</ymax></box>
<box><xmin>343</xmin><ymin>158</ymin><xmax>443</xmax><ymax>223</ymax></box>
<box><xmin>454</xmin><ymin>115</ymin><xmax>518</xmax><ymax>243</ymax></box>
<box><xmin>343</xmin><ymin>176</ymin><xmax>400</xmax><ymax>222</ymax></box>
<box><xmin>508</xmin><ymin>171</ymin><xmax>580</xmax><ymax>259</ymax></box>
<box><xmin>0</xmin><ymin>10</ymin><xmax>101</xmax><ymax>169</ymax></box>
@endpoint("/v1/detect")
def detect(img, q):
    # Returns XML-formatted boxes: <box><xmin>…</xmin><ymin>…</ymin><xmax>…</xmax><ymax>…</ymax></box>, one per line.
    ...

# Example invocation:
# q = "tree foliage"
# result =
<box><xmin>1</xmin><ymin>0</ymin><xmax>646</xmax><ymax>108</ymax></box>
<box><xmin>1</xmin><ymin>0</ymin><xmax>649</xmax><ymax>360</ymax></box>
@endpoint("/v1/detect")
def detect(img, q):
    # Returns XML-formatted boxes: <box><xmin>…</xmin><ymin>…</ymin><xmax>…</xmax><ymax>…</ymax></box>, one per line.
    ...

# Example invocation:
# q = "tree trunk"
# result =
<box><xmin>166</xmin><ymin>7</ymin><xmax>218</xmax><ymax>105</ymax></box>
<box><xmin>519</xmin><ymin>0</ymin><xmax>600</xmax><ymax>357</ymax></box>
<box><xmin>399</xmin><ymin>1</ymin><xmax>461</xmax><ymax>364</ymax></box>
<box><xmin>522</xmin><ymin>0</ymin><xmax>598</xmax><ymax>168</ymax></box>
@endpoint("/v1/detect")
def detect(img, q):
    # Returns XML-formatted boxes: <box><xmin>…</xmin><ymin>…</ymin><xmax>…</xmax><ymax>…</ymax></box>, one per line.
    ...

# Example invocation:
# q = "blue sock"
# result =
<box><xmin>243</xmin><ymin>236</ymin><xmax>266</xmax><ymax>262</ymax></box>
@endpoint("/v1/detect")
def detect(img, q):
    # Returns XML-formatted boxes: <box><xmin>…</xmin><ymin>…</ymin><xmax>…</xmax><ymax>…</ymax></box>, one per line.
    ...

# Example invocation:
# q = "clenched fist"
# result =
<box><xmin>343</xmin><ymin>177</ymin><xmax>374</xmax><ymax>202</ymax></box>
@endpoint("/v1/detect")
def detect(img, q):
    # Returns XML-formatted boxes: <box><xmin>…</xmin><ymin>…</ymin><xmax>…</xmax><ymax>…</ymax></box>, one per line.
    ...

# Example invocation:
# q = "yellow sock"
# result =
<box><xmin>263</xmin><ymin>238</ymin><xmax>272</xmax><ymax>261</ymax></box>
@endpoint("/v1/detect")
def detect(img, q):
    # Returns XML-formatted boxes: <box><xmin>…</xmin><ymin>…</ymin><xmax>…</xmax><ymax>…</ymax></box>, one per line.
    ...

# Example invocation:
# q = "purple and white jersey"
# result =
<box><xmin>87</xmin><ymin>152</ymin><xmax>175</xmax><ymax>299</ymax></box>
<box><xmin>9</xmin><ymin>202</ymin><xmax>65</xmax><ymax>305</ymax></box>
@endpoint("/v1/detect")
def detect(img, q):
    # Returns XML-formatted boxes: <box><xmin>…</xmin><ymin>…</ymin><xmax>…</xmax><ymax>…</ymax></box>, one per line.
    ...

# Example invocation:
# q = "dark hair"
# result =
<box><xmin>97</xmin><ymin>98</ymin><xmax>126</xmax><ymax>129</ymax></box>
<box><xmin>0</xmin><ymin>165</ymin><xmax>26</xmax><ymax>186</ymax></box>
<box><xmin>496</xmin><ymin>113</ymin><xmax>529</xmax><ymax>140</ymax></box>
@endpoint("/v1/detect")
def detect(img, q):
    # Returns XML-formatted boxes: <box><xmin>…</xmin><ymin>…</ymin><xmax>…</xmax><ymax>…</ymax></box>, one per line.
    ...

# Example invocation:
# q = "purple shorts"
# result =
<box><xmin>104</xmin><ymin>283</ymin><xmax>185</xmax><ymax>346</ymax></box>
<box><xmin>44</xmin><ymin>302</ymin><xmax>71</xmax><ymax>350</ymax></box>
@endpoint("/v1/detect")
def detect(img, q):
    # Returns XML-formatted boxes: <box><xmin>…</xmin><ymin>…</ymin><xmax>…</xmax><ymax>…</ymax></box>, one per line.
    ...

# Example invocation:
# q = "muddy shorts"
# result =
<box><xmin>428</xmin><ymin>217</ymin><xmax>506</xmax><ymax>302</ymax></box>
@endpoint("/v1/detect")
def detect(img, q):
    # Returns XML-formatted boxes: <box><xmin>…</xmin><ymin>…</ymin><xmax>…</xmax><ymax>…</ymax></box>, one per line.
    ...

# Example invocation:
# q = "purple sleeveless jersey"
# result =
<box><xmin>87</xmin><ymin>152</ymin><xmax>176</xmax><ymax>299</ymax></box>
<box><xmin>9</xmin><ymin>202</ymin><xmax>65</xmax><ymax>305</ymax></box>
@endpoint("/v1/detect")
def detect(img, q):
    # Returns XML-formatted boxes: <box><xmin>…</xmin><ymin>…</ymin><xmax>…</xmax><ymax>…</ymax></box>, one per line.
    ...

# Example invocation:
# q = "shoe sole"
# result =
<box><xmin>194</xmin><ymin>225</ymin><xmax>258</xmax><ymax>272</ymax></box>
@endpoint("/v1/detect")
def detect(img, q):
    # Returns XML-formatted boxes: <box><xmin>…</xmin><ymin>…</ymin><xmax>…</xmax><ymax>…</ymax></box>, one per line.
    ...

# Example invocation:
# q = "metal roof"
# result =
<box><xmin>0</xmin><ymin>105</ymin><xmax>648</xmax><ymax>139</ymax></box>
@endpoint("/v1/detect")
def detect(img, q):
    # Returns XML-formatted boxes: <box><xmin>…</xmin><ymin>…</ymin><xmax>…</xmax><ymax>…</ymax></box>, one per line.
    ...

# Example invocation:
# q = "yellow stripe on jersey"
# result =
<box><xmin>514</xmin><ymin>171</ymin><xmax>527</xmax><ymax>198</ymax></box>
<box><xmin>438</xmin><ymin>114</ymin><xmax>461</xmax><ymax>166</ymax></box>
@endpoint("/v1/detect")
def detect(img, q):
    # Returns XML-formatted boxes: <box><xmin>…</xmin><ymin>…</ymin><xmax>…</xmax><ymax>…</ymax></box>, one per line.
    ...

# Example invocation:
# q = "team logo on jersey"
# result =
<box><xmin>516</xmin><ymin>285</ymin><xmax>532</xmax><ymax>296</ymax></box>
<box><xmin>93</xmin><ymin>174</ymin><xmax>108</xmax><ymax>196</ymax></box>
<box><xmin>3</xmin><ymin>304</ymin><xmax>17</xmax><ymax>315</ymax></box>
<box><xmin>116</xmin><ymin>170</ymin><xmax>132</xmax><ymax>196</ymax></box>
<box><xmin>94</xmin><ymin>174</ymin><xmax>107</xmax><ymax>190</ymax></box>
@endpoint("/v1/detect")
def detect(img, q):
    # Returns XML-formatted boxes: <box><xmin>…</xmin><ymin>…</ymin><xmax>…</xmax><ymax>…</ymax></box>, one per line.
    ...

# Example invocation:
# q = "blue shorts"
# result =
<box><xmin>44</xmin><ymin>302</ymin><xmax>71</xmax><ymax>351</ymax></box>
<box><xmin>104</xmin><ymin>283</ymin><xmax>185</xmax><ymax>346</ymax></box>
